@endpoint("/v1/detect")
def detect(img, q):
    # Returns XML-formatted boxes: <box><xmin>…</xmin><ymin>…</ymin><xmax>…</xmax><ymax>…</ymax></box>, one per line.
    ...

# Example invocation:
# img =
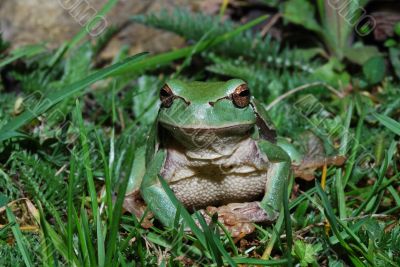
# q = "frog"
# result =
<box><xmin>123</xmin><ymin>79</ymin><xmax>344</xmax><ymax>236</ymax></box>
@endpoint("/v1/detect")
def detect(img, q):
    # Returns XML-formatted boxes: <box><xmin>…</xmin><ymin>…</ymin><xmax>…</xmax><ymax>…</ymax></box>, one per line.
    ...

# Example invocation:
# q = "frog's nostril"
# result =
<box><xmin>209</xmin><ymin>101</ymin><xmax>215</xmax><ymax>106</ymax></box>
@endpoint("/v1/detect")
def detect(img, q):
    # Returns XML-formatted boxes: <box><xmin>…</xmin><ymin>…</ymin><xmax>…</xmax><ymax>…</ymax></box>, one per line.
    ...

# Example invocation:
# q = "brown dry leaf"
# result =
<box><xmin>293</xmin><ymin>132</ymin><xmax>346</xmax><ymax>181</ymax></box>
<box><xmin>0</xmin><ymin>198</ymin><xmax>40</xmax><ymax>232</ymax></box>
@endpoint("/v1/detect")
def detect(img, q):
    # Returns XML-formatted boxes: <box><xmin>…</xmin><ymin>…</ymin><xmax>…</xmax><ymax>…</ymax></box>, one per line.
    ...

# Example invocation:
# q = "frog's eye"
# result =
<box><xmin>232</xmin><ymin>84</ymin><xmax>250</xmax><ymax>108</ymax></box>
<box><xmin>160</xmin><ymin>85</ymin><xmax>174</xmax><ymax>108</ymax></box>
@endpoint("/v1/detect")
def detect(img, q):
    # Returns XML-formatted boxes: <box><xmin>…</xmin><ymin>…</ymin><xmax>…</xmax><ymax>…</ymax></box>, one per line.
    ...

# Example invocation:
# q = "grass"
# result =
<box><xmin>1</xmin><ymin>3</ymin><xmax>400</xmax><ymax>267</ymax></box>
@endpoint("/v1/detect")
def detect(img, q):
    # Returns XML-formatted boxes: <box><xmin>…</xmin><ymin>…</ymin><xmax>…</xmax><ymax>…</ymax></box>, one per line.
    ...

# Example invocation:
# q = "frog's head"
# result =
<box><xmin>157</xmin><ymin>79</ymin><xmax>259</xmax><ymax>148</ymax></box>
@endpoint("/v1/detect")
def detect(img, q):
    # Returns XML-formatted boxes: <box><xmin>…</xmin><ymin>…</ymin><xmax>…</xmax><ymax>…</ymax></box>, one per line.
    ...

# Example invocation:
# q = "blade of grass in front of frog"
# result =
<box><xmin>374</xmin><ymin>112</ymin><xmax>400</xmax><ymax>136</ymax></box>
<box><xmin>0</xmin><ymin>52</ymin><xmax>148</xmax><ymax>143</ymax></box>
<box><xmin>105</xmin><ymin>141</ymin><xmax>136</xmax><ymax>266</ymax></box>
<box><xmin>158</xmin><ymin>175</ymin><xmax>207</xmax><ymax>248</ymax></box>
<box><xmin>195</xmin><ymin>212</ymin><xmax>225</xmax><ymax>266</ymax></box>
<box><xmin>261</xmin><ymin>206</ymin><xmax>284</xmax><ymax>259</ymax></box>
<box><xmin>214</xmin><ymin>219</ymin><xmax>238</xmax><ymax>257</ymax></box>
<box><xmin>262</xmin><ymin>174</ymin><xmax>295</xmax><ymax>260</ymax></box>
<box><xmin>111</xmin><ymin>14</ymin><xmax>269</xmax><ymax>76</ymax></box>
<box><xmin>6</xmin><ymin>207</ymin><xmax>34</xmax><ymax>267</ymax></box>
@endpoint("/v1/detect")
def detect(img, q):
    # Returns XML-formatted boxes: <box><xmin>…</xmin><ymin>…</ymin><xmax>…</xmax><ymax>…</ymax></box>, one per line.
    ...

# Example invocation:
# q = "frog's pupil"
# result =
<box><xmin>160</xmin><ymin>89</ymin><xmax>170</xmax><ymax>97</ymax></box>
<box><xmin>239</xmin><ymin>90</ymin><xmax>249</xmax><ymax>97</ymax></box>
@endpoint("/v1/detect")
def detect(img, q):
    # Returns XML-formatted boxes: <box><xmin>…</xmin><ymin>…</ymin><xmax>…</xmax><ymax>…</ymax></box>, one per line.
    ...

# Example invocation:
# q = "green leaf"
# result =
<box><xmin>395</xmin><ymin>22</ymin><xmax>400</xmax><ymax>36</ymax></box>
<box><xmin>282</xmin><ymin>0</ymin><xmax>322</xmax><ymax>33</ymax></box>
<box><xmin>389</xmin><ymin>47</ymin><xmax>400</xmax><ymax>79</ymax></box>
<box><xmin>311</xmin><ymin>58</ymin><xmax>350</xmax><ymax>87</ymax></box>
<box><xmin>292</xmin><ymin>240</ymin><xmax>318</xmax><ymax>267</ymax></box>
<box><xmin>344</xmin><ymin>46</ymin><xmax>381</xmax><ymax>65</ymax></box>
<box><xmin>362</xmin><ymin>56</ymin><xmax>386</xmax><ymax>84</ymax></box>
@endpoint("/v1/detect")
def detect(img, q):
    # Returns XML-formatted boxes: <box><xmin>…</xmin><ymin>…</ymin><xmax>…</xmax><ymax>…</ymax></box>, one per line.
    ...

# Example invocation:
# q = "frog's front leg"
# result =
<box><xmin>258</xmin><ymin>139</ymin><xmax>291</xmax><ymax>218</ymax></box>
<box><xmin>140</xmin><ymin>150</ymin><xmax>178</xmax><ymax>227</ymax></box>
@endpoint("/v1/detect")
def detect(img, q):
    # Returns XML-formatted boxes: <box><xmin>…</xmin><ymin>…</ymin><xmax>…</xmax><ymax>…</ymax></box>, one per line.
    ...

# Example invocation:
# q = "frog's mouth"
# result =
<box><xmin>159</xmin><ymin>121</ymin><xmax>254</xmax><ymax>150</ymax></box>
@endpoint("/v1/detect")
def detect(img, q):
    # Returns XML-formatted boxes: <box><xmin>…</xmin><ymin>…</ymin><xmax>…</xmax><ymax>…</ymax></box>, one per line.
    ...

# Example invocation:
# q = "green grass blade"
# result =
<box><xmin>68</xmin><ymin>0</ymin><xmax>119</xmax><ymax>48</ymax></box>
<box><xmin>97</xmin><ymin>212</ymin><xmax>106</xmax><ymax>267</ymax></box>
<box><xmin>374</xmin><ymin>112</ymin><xmax>400</xmax><ymax>136</ymax></box>
<box><xmin>67</xmin><ymin>154</ymin><xmax>76</xmax><ymax>265</ymax></box>
<box><xmin>95</xmin><ymin>131</ymin><xmax>113</xmax><ymax>223</ymax></box>
<box><xmin>74</xmin><ymin>205</ymin><xmax>90</xmax><ymax>266</ymax></box>
<box><xmin>74</xmin><ymin>101</ymin><xmax>99</xmax><ymax>226</ymax></box>
<box><xmin>80</xmin><ymin>206</ymin><xmax>97</xmax><ymax>266</ymax></box>
<box><xmin>0</xmin><ymin>52</ymin><xmax>147</xmax><ymax>142</ymax></box>
<box><xmin>195</xmin><ymin>213</ymin><xmax>224</xmax><ymax>266</ymax></box>
<box><xmin>104</xmin><ymin>146</ymin><xmax>135</xmax><ymax>266</ymax></box>
<box><xmin>233</xmin><ymin>257</ymin><xmax>288</xmax><ymax>265</ymax></box>
<box><xmin>283</xmin><ymin>176</ymin><xmax>293</xmax><ymax>267</ymax></box>
<box><xmin>0</xmin><ymin>44</ymin><xmax>45</xmax><ymax>68</ymax></box>
<box><xmin>315</xmin><ymin>182</ymin><xmax>367</xmax><ymax>263</ymax></box>
<box><xmin>158</xmin><ymin>175</ymin><xmax>207</xmax><ymax>248</ymax></box>
<box><xmin>6</xmin><ymin>207</ymin><xmax>34</xmax><ymax>267</ymax></box>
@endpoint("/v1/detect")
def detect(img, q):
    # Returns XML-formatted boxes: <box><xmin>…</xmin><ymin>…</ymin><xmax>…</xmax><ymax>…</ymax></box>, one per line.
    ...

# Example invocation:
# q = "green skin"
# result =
<box><xmin>126</xmin><ymin>79</ymin><xmax>296</xmax><ymax>227</ymax></box>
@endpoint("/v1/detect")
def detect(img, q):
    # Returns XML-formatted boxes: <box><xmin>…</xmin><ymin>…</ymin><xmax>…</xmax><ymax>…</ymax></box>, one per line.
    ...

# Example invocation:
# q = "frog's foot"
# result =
<box><xmin>123</xmin><ymin>190</ymin><xmax>153</xmax><ymax>228</ymax></box>
<box><xmin>293</xmin><ymin>155</ymin><xmax>346</xmax><ymax>181</ymax></box>
<box><xmin>198</xmin><ymin>202</ymin><xmax>277</xmax><ymax>237</ymax></box>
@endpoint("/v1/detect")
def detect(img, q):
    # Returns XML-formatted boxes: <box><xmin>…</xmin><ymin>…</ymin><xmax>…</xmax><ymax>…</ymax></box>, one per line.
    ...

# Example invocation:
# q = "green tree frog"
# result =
<box><xmin>123</xmin><ymin>79</ymin><xmax>343</xmax><ymax>235</ymax></box>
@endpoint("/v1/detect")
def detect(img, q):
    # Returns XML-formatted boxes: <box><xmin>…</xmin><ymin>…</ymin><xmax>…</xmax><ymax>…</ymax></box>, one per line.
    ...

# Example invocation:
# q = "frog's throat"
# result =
<box><xmin>159</xmin><ymin>121</ymin><xmax>255</xmax><ymax>131</ymax></box>
<box><xmin>159</xmin><ymin>123</ymin><xmax>254</xmax><ymax>158</ymax></box>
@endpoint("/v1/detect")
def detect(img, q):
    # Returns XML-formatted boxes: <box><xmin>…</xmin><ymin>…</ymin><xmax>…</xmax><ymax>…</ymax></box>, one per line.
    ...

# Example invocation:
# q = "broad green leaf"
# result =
<box><xmin>363</xmin><ymin>56</ymin><xmax>386</xmax><ymax>84</ymax></box>
<box><xmin>344</xmin><ymin>45</ymin><xmax>381</xmax><ymax>65</ymax></box>
<box><xmin>395</xmin><ymin>22</ymin><xmax>400</xmax><ymax>36</ymax></box>
<box><xmin>389</xmin><ymin>47</ymin><xmax>400</xmax><ymax>79</ymax></box>
<box><xmin>311</xmin><ymin>58</ymin><xmax>350</xmax><ymax>87</ymax></box>
<box><xmin>282</xmin><ymin>0</ymin><xmax>322</xmax><ymax>33</ymax></box>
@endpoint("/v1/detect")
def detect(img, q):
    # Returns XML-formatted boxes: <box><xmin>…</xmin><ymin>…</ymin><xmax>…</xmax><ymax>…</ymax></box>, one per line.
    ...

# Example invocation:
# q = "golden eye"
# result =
<box><xmin>160</xmin><ymin>84</ymin><xmax>174</xmax><ymax>108</ymax></box>
<box><xmin>232</xmin><ymin>84</ymin><xmax>250</xmax><ymax>108</ymax></box>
